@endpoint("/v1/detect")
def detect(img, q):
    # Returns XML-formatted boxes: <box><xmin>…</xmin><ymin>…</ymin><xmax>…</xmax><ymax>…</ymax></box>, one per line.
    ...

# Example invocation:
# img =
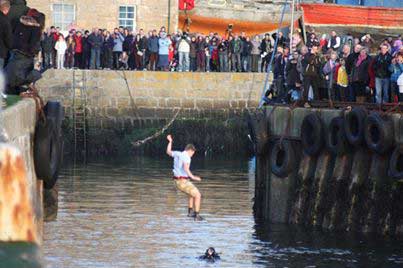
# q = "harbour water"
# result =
<box><xmin>43</xmin><ymin>157</ymin><xmax>402</xmax><ymax>268</ymax></box>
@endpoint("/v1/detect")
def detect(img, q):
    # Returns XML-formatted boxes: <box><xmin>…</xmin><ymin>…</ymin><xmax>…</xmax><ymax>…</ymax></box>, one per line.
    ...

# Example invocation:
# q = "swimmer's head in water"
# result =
<box><xmin>199</xmin><ymin>247</ymin><xmax>220</xmax><ymax>263</ymax></box>
<box><xmin>185</xmin><ymin>144</ymin><xmax>196</xmax><ymax>157</ymax></box>
<box><xmin>205</xmin><ymin>247</ymin><xmax>216</xmax><ymax>257</ymax></box>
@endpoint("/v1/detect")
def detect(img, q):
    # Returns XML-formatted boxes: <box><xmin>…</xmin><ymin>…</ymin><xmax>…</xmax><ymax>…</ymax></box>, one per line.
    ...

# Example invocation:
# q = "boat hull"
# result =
<box><xmin>179</xmin><ymin>4</ymin><xmax>301</xmax><ymax>36</ymax></box>
<box><xmin>301</xmin><ymin>3</ymin><xmax>403</xmax><ymax>38</ymax></box>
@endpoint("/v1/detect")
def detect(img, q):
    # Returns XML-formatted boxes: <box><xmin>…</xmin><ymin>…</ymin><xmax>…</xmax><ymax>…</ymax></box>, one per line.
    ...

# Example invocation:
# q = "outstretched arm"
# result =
<box><xmin>184</xmin><ymin>163</ymin><xmax>201</xmax><ymax>181</ymax></box>
<box><xmin>166</xmin><ymin>135</ymin><xmax>173</xmax><ymax>157</ymax></box>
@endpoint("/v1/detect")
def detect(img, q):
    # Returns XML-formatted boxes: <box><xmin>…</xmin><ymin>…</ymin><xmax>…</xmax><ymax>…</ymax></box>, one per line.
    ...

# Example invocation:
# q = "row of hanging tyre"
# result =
<box><xmin>247</xmin><ymin>107</ymin><xmax>403</xmax><ymax>181</ymax></box>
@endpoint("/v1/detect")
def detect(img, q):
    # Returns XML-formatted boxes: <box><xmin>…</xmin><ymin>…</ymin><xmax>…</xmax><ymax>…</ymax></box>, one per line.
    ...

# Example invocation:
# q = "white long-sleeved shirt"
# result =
<box><xmin>55</xmin><ymin>40</ymin><xmax>67</xmax><ymax>55</ymax></box>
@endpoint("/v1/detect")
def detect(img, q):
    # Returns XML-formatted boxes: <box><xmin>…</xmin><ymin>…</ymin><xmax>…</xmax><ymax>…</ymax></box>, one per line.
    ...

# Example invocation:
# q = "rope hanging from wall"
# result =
<box><xmin>131</xmin><ymin>109</ymin><xmax>181</xmax><ymax>147</ymax></box>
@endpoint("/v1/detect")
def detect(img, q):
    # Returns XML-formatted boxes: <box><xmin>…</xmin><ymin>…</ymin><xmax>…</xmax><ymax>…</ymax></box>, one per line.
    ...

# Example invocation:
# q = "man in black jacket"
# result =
<box><xmin>302</xmin><ymin>45</ymin><xmax>322</xmax><ymax>102</ymax></box>
<box><xmin>41</xmin><ymin>28</ymin><xmax>55</xmax><ymax>70</ymax></box>
<box><xmin>260</xmin><ymin>34</ymin><xmax>272</xmax><ymax>72</ymax></box>
<box><xmin>345</xmin><ymin>44</ymin><xmax>362</xmax><ymax>102</ymax></box>
<box><xmin>373</xmin><ymin>44</ymin><xmax>392</xmax><ymax>104</ymax></box>
<box><xmin>5</xmin><ymin>8</ymin><xmax>44</xmax><ymax>94</ymax></box>
<box><xmin>88</xmin><ymin>28</ymin><xmax>103</xmax><ymax>69</ymax></box>
<box><xmin>0</xmin><ymin>0</ymin><xmax>12</xmax><ymax>70</ymax></box>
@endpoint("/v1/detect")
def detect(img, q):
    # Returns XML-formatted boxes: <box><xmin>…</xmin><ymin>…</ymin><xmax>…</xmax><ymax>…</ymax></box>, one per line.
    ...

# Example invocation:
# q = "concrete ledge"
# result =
<box><xmin>1</xmin><ymin>99</ymin><xmax>37</xmax><ymax>141</ymax></box>
<box><xmin>0</xmin><ymin>99</ymin><xmax>42</xmax><ymax>241</ymax></box>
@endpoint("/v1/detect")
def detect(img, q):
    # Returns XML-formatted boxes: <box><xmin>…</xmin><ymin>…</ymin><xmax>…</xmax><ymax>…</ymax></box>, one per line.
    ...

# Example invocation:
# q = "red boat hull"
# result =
<box><xmin>301</xmin><ymin>3</ymin><xmax>403</xmax><ymax>34</ymax></box>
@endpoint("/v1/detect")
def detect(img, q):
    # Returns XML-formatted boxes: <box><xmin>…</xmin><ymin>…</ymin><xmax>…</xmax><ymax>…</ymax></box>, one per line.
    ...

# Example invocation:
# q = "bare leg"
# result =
<box><xmin>194</xmin><ymin>191</ymin><xmax>201</xmax><ymax>213</ymax></box>
<box><xmin>188</xmin><ymin>197</ymin><xmax>194</xmax><ymax>209</ymax></box>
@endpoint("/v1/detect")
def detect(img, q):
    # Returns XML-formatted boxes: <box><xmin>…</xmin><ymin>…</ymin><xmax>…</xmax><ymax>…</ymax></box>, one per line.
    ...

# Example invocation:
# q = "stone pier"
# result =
<box><xmin>0</xmin><ymin>99</ymin><xmax>43</xmax><ymax>243</ymax></box>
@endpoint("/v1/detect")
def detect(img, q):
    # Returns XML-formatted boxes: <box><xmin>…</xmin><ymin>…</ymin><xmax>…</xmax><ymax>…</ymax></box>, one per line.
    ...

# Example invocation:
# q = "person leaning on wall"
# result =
<box><xmin>0</xmin><ymin>0</ymin><xmax>12</xmax><ymax>70</ymax></box>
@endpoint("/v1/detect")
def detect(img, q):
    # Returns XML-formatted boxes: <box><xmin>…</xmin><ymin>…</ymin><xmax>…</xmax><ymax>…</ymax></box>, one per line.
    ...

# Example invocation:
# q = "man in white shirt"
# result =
<box><xmin>166</xmin><ymin>135</ymin><xmax>203</xmax><ymax>221</ymax></box>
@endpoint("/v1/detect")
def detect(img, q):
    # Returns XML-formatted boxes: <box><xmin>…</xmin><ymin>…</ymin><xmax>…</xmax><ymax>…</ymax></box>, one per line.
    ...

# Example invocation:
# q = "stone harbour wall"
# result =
<box><xmin>36</xmin><ymin>69</ymin><xmax>265</xmax><ymax>156</ymax></box>
<box><xmin>37</xmin><ymin>69</ymin><xmax>264</xmax><ymax>128</ymax></box>
<box><xmin>0</xmin><ymin>99</ymin><xmax>43</xmax><ymax>242</ymax></box>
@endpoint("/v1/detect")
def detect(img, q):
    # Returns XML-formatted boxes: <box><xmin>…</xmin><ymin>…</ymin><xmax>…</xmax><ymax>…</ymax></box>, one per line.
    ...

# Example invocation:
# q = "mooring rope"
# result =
<box><xmin>132</xmin><ymin>109</ymin><xmax>181</xmax><ymax>147</ymax></box>
<box><xmin>115</xmin><ymin>70</ymin><xmax>142</xmax><ymax>124</ymax></box>
<box><xmin>258</xmin><ymin>0</ymin><xmax>289</xmax><ymax>108</ymax></box>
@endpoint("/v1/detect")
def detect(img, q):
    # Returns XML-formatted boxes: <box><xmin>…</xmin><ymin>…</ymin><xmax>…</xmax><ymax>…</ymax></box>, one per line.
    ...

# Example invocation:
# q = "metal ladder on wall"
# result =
<box><xmin>72</xmin><ymin>70</ymin><xmax>87</xmax><ymax>163</ymax></box>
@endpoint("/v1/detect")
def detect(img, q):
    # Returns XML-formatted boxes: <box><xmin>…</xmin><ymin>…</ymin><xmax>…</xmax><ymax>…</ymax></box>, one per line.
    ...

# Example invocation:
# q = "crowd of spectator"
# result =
<box><xmin>41</xmin><ymin>26</ymin><xmax>403</xmax><ymax>104</ymax></box>
<box><xmin>41</xmin><ymin>26</ymin><xmax>280</xmax><ymax>73</ymax></box>
<box><xmin>268</xmin><ymin>31</ymin><xmax>403</xmax><ymax>105</ymax></box>
<box><xmin>1</xmin><ymin>0</ymin><xmax>402</xmax><ymax>104</ymax></box>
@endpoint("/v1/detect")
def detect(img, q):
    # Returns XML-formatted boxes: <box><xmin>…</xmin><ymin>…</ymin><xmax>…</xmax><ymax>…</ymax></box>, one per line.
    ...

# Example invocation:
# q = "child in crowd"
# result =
<box><xmin>335</xmin><ymin>58</ymin><xmax>348</xmax><ymax>101</ymax></box>
<box><xmin>54</xmin><ymin>35</ymin><xmax>67</xmax><ymax>69</ymax></box>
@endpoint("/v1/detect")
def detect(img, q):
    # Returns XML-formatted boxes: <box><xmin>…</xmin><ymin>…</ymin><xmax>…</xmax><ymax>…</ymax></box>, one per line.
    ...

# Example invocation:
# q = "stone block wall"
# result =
<box><xmin>27</xmin><ymin>0</ymin><xmax>179</xmax><ymax>32</ymax></box>
<box><xmin>37</xmin><ymin>70</ymin><xmax>265</xmax><ymax>129</ymax></box>
<box><xmin>0</xmin><ymin>99</ymin><xmax>43</xmax><ymax>242</ymax></box>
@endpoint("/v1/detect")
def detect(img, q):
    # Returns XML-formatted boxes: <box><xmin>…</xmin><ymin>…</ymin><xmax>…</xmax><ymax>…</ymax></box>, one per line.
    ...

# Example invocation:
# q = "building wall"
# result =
<box><xmin>27</xmin><ymin>0</ymin><xmax>179</xmax><ymax>32</ymax></box>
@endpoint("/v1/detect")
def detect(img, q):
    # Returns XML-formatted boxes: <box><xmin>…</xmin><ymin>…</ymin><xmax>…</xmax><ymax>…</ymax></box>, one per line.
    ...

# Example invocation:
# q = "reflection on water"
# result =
<box><xmin>44</xmin><ymin>157</ymin><xmax>402</xmax><ymax>268</ymax></box>
<box><xmin>0</xmin><ymin>242</ymin><xmax>41</xmax><ymax>268</ymax></box>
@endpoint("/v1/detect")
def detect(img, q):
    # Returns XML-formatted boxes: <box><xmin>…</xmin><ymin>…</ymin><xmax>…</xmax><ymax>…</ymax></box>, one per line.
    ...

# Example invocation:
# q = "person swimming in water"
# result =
<box><xmin>199</xmin><ymin>247</ymin><xmax>220</xmax><ymax>263</ymax></box>
<box><xmin>166</xmin><ymin>134</ymin><xmax>204</xmax><ymax>221</ymax></box>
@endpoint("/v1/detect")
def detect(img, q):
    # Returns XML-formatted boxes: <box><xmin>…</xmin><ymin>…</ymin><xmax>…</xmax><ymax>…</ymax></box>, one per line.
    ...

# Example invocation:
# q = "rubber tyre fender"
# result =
<box><xmin>301</xmin><ymin>113</ymin><xmax>324</xmax><ymax>156</ymax></box>
<box><xmin>34</xmin><ymin>102</ymin><xmax>64</xmax><ymax>189</ymax></box>
<box><xmin>270</xmin><ymin>140</ymin><xmax>296</xmax><ymax>178</ymax></box>
<box><xmin>45</xmin><ymin>101</ymin><xmax>64</xmax><ymax>136</ymax></box>
<box><xmin>364</xmin><ymin>112</ymin><xmax>394</xmax><ymax>155</ymax></box>
<box><xmin>255</xmin><ymin>110</ymin><xmax>269</xmax><ymax>155</ymax></box>
<box><xmin>326</xmin><ymin>116</ymin><xmax>349</xmax><ymax>156</ymax></box>
<box><xmin>344</xmin><ymin>107</ymin><xmax>367</xmax><ymax>146</ymax></box>
<box><xmin>388</xmin><ymin>146</ymin><xmax>403</xmax><ymax>180</ymax></box>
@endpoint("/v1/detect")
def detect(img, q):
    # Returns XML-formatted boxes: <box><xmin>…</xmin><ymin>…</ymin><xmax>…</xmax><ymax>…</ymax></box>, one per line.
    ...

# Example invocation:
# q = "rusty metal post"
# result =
<box><xmin>0</xmin><ymin>144</ymin><xmax>39</xmax><ymax>244</ymax></box>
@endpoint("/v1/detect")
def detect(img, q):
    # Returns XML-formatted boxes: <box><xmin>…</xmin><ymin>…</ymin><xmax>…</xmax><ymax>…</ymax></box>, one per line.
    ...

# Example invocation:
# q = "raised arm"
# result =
<box><xmin>183</xmin><ymin>163</ymin><xmax>201</xmax><ymax>181</ymax></box>
<box><xmin>166</xmin><ymin>135</ymin><xmax>173</xmax><ymax>157</ymax></box>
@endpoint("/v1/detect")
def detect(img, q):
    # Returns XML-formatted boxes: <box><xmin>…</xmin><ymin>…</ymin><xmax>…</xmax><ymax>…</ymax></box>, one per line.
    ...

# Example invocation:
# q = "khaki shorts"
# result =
<box><xmin>174</xmin><ymin>179</ymin><xmax>199</xmax><ymax>197</ymax></box>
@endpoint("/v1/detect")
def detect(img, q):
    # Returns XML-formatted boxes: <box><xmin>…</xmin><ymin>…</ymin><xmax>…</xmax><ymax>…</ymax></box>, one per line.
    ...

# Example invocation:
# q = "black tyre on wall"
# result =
<box><xmin>301</xmin><ymin>113</ymin><xmax>324</xmax><ymax>156</ymax></box>
<box><xmin>364</xmin><ymin>112</ymin><xmax>394</xmax><ymax>155</ymax></box>
<box><xmin>34</xmin><ymin>101</ymin><xmax>64</xmax><ymax>189</ymax></box>
<box><xmin>326</xmin><ymin>116</ymin><xmax>349</xmax><ymax>156</ymax></box>
<box><xmin>344</xmin><ymin>107</ymin><xmax>367</xmax><ymax>146</ymax></box>
<box><xmin>270</xmin><ymin>140</ymin><xmax>297</xmax><ymax>178</ymax></box>
<box><xmin>388</xmin><ymin>146</ymin><xmax>403</xmax><ymax>180</ymax></box>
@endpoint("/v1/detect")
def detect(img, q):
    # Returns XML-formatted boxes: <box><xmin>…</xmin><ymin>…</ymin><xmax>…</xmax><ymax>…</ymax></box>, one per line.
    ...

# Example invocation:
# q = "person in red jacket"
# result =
<box><xmin>74</xmin><ymin>31</ymin><xmax>83</xmax><ymax>69</ymax></box>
